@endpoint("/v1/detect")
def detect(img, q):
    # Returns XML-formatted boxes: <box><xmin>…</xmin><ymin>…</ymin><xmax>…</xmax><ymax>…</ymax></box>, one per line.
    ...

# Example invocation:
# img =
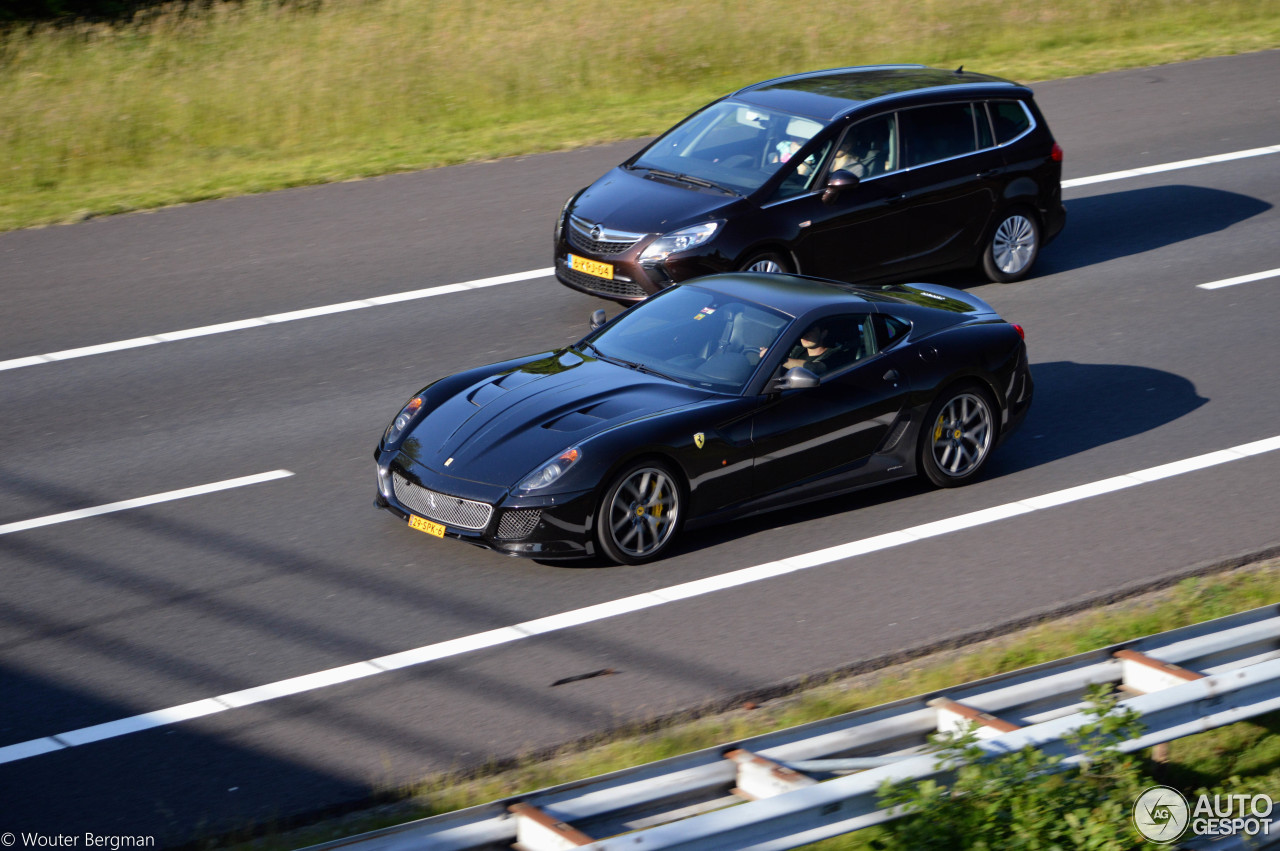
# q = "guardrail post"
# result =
<box><xmin>929</xmin><ymin>696</ymin><xmax>1022</xmax><ymax>738</ymax></box>
<box><xmin>508</xmin><ymin>802</ymin><xmax>595</xmax><ymax>850</ymax></box>
<box><xmin>725</xmin><ymin>749</ymin><xmax>818</xmax><ymax>800</ymax></box>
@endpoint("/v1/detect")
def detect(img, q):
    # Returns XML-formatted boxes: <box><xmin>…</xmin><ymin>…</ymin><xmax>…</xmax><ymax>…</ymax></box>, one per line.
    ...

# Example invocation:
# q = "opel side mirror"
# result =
<box><xmin>590</xmin><ymin>308</ymin><xmax>607</xmax><ymax>330</ymax></box>
<box><xmin>822</xmin><ymin>169</ymin><xmax>860</xmax><ymax>204</ymax></box>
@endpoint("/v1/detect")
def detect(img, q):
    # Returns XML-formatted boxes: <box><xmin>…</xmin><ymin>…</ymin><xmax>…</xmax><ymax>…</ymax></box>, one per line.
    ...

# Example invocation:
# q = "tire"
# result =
<box><xmin>596</xmin><ymin>460</ymin><xmax>684</xmax><ymax>565</ymax></box>
<box><xmin>982</xmin><ymin>207</ymin><xmax>1040</xmax><ymax>283</ymax></box>
<box><xmin>740</xmin><ymin>251</ymin><xmax>791</xmax><ymax>274</ymax></box>
<box><xmin>918</xmin><ymin>384</ymin><xmax>997</xmax><ymax>488</ymax></box>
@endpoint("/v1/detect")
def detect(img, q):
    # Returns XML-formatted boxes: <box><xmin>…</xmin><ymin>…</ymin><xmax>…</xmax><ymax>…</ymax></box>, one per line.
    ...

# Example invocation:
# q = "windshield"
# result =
<box><xmin>630</xmin><ymin>100</ymin><xmax>829</xmax><ymax>196</ymax></box>
<box><xmin>582</xmin><ymin>285</ymin><xmax>792</xmax><ymax>393</ymax></box>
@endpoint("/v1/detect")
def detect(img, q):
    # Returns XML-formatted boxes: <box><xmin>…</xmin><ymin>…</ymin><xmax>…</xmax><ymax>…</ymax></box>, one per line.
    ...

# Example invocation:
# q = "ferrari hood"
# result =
<box><xmin>400</xmin><ymin>350</ymin><xmax>715</xmax><ymax>487</ymax></box>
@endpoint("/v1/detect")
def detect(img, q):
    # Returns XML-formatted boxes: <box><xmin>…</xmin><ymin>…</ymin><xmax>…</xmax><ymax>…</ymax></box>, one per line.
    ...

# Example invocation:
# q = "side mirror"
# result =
<box><xmin>590</xmin><ymin>308</ymin><xmax>607</xmax><ymax>330</ymax></box>
<box><xmin>821</xmin><ymin>169</ymin><xmax>860</xmax><ymax>204</ymax></box>
<box><xmin>772</xmin><ymin>366</ymin><xmax>820</xmax><ymax>392</ymax></box>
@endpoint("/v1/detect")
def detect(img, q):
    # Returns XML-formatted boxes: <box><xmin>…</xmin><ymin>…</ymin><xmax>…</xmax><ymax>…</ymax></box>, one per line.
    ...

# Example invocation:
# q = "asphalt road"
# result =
<box><xmin>1</xmin><ymin>51</ymin><xmax>1278</xmax><ymax>845</ymax></box>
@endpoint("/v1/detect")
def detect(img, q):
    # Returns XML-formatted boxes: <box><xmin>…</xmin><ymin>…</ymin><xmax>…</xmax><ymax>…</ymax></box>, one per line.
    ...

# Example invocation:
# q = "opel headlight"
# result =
<box><xmin>517</xmin><ymin>447</ymin><xmax>582</xmax><ymax>492</ymax></box>
<box><xmin>555</xmin><ymin>193</ymin><xmax>578</xmax><ymax>242</ymax></box>
<box><xmin>639</xmin><ymin>221</ymin><xmax>722</xmax><ymax>263</ymax></box>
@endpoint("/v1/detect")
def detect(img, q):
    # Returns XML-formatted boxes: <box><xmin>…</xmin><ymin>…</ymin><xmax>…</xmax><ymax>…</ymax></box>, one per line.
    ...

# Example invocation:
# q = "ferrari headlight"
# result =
<box><xmin>383</xmin><ymin>394</ymin><xmax>426</xmax><ymax>445</ymax></box>
<box><xmin>639</xmin><ymin>221</ymin><xmax>722</xmax><ymax>263</ymax></box>
<box><xmin>517</xmin><ymin>447</ymin><xmax>582</xmax><ymax>492</ymax></box>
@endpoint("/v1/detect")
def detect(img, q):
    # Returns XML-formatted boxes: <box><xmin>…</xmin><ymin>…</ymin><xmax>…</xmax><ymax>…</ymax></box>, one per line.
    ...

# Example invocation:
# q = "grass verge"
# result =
<box><xmin>224</xmin><ymin>557</ymin><xmax>1280</xmax><ymax>850</ymax></box>
<box><xmin>2</xmin><ymin>0</ymin><xmax>1279</xmax><ymax>232</ymax></box>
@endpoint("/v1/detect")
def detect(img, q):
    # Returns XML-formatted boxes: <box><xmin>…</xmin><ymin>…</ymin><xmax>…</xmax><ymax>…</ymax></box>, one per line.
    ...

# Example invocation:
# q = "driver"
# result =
<box><xmin>782</xmin><ymin>325</ymin><xmax>841</xmax><ymax>376</ymax></box>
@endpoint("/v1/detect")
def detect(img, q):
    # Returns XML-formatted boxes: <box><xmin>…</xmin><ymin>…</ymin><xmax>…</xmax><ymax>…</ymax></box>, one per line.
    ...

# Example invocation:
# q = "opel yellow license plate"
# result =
<box><xmin>408</xmin><ymin>515</ymin><xmax>445</xmax><ymax>538</ymax></box>
<box><xmin>568</xmin><ymin>254</ymin><xmax>614</xmax><ymax>280</ymax></box>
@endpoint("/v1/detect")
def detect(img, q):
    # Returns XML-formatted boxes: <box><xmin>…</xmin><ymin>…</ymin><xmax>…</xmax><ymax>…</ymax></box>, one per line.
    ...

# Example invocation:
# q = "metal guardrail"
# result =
<box><xmin>304</xmin><ymin>605</ymin><xmax>1280</xmax><ymax>851</ymax></box>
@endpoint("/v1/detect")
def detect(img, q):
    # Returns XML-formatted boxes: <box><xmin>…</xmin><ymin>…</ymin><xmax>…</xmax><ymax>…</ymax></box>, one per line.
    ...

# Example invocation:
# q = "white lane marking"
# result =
<box><xmin>0</xmin><ymin>470</ymin><xmax>294</xmax><ymax>536</ymax></box>
<box><xmin>3</xmin><ymin>144</ymin><xmax>1277</xmax><ymax>376</ymax></box>
<box><xmin>1062</xmin><ymin>144</ymin><xmax>1280</xmax><ymax>188</ymax></box>
<box><xmin>2</xmin><ymin>434</ymin><xmax>1277</xmax><ymax>766</ymax></box>
<box><xmin>1198</xmin><ymin>268</ymin><xmax>1280</xmax><ymax>290</ymax></box>
<box><xmin>0</xmin><ymin>268</ymin><xmax>554</xmax><ymax>373</ymax></box>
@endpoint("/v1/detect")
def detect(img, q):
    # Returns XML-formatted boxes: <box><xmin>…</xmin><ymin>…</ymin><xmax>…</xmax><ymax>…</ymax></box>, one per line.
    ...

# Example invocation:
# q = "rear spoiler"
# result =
<box><xmin>876</xmin><ymin>282</ymin><xmax>999</xmax><ymax>316</ymax></box>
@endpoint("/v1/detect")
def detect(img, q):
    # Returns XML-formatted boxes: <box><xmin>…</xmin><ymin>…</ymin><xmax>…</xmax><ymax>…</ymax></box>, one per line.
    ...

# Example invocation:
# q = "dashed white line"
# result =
<box><xmin>1198</xmin><ymin>268</ymin><xmax>1280</xmax><ymax>290</ymax></box>
<box><xmin>2</xmin><ymin>434</ymin><xmax>1277</xmax><ymax>766</ymax></box>
<box><xmin>0</xmin><ymin>470</ymin><xmax>294</xmax><ymax>536</ymax></box>
<box><xmin>1062</xmin><ymin>144</ymin><xmax>1280</xmax><ymax>188</ymax></box>
<box><xmin>0</xmin><ymin>268</ymin><xmax>554</xmax><ymax>373</ymax></box>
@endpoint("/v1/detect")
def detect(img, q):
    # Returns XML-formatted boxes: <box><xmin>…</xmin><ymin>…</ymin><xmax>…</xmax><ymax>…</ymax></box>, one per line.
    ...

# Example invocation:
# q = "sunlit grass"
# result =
<box><xmin>1</xmin><ymin>0</ymin><xmax>1277</xmax><ymax>231</ymax></box>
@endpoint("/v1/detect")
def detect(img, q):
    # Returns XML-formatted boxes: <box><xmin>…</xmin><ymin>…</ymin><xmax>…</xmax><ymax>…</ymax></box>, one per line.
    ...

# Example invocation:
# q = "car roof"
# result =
<box><xmin>680</xmin><ymin>272</ymin><xmax>871</xmax><ymax>317</ymax></box>
<box><xmin>731</xmin><ymin>64</ymin><xmax>1022</xmax><ymax>122</ymax></box>
<box><xmin>680</xmin><ymin>272</ymin><xmax>998</xmax><ymax>320</ymax></box>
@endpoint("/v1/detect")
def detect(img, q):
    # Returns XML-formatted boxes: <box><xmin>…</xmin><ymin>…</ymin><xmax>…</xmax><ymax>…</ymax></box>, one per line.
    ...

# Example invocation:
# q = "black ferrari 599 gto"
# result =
<box><xmin>375</xmin><ymin>273</ymin><xmax>1032</xmax><ymax>564</ymax></box>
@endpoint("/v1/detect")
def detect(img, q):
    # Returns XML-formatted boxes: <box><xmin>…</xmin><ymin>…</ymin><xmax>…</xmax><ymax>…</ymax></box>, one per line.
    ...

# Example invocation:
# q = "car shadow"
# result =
<box><xmin>666</xmin><ymin>360</ymin><xmax>1207</xmax><ymax>561</ymax></box>
<box><xmin>986</xmin><ymin>360</ymin><xmax>1208</xmax><ymax>473</ymax></box>
<box><xmin>927</xmin><ymin>184</ymin><xmax>1271</xmax><ymax>286</ymax></box>
<box><xmin>1038</xmin><ymin>184</ymin><xmax>1271</xmax><ymax>274</ymax></box>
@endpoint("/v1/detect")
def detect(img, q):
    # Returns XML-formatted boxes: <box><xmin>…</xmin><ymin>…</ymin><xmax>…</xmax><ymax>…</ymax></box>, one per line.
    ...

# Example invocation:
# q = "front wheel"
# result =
<box><xmin>740</xmin><ymin>251</ymin><xmax>791</xmax><ymax>274</ymax></box>
<box><xmin>596</xmin><ymin>461</ymin><xmax>684</xmax><ymax>564</ymax></box>
<box><xmin>918</xmin><ymin>385</ymin><xmax>997</xmax><ymax>488</ymax></box>
<box><xmin>982</xmin><ymin>208</ymin><xmax>1040</xmax><ymax>283</ymax></box>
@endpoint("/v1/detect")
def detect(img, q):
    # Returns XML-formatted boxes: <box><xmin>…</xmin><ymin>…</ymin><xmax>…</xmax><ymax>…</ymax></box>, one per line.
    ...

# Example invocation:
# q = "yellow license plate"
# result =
<box><xmin>568</xmin><ymin>254</ymin><xmax>614</xmax><ymax>280</ymax></box>
<box><xmin>408</xmin><ymin>515</ymin><xmax>445</xmax><ymax>538</ymax></box>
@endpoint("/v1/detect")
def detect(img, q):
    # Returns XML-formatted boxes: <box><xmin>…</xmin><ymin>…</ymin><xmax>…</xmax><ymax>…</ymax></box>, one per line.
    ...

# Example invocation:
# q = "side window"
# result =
<box><xmin>873</xmin><ymin>315</ymin><xmax>912</xmax><ymax>351</ymax></box>
<box><xmin>975</xmin><ymin>103</ymin><xmax>995</xmax><ymax>150</ymax></box>
<box><xmin>777</xmin><ymin>314</ymin><xmax>876</xmax><ymax>378</ymax></box>
<box><xmin>990</xmin><ymin>100</ymin><xmax>1032</xmax><ymax>144</ymax></box>
<box><xmin>830</xmin><ymin>113</ymin><xmax>898</xmax><ymax>178</ymax></box>
<box><xmin>767</xmin><ymin>138</ymin><xmax>833</xmax><ymax>202</ymax></box>
<box><xmin>900</xmin><ymin>103</ymin><xmax>981</xmax><ymax>168</ymax></box>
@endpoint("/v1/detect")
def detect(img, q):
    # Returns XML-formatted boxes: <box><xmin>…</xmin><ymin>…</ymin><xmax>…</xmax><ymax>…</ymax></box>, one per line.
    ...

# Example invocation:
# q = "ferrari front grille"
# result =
<box><xmin>392</xmin><ymin>472</ymin><xmax>493</xmax><ymax>531</ymax></box>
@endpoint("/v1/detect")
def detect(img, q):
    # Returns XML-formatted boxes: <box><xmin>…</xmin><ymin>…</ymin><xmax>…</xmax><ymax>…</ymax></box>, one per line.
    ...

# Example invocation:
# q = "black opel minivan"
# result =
<box><xmin>555</xmin><ymin>65</ymin><xmax>1065</xmax><ymax>303</ymax></box>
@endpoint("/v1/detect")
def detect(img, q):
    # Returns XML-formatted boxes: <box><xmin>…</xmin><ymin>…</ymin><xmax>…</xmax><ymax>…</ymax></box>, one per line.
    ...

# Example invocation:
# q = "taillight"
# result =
<box><xmin>1012</xmin><ymin>324</ymin><xmax>1025</xmax><ymax>340</ymax></box>
<box><xmin>1051</xmin><ymin>142</ymin><xmax>1063</xmax><ymax>163</ymax></box>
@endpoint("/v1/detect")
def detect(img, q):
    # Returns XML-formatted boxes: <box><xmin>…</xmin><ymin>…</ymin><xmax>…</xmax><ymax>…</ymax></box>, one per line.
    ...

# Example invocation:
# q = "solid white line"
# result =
<box><xmin>1198</xmin><ymin>268</ymin><xmax>1280</xmax><ymax>290</ymax></box>
<box><xmin>0</xmin><ymin>470</ymin><xmax>294</xmax><ymax>536</ymax></box>
<box><xmin>1062</xmin><ymin>144</ymin><xmax>1280</xmax><ymax>188</ymax></box>
<box><xmin>0</xmin><ymin>268</ymin><xmax>554</xmax><ymax>373</ymax></box>
<box><xmin>2</xmin><ymin>435</ymin><xmax>1276</xmax><ymax>766</ymax></box>
<box><xmin>1</xmin><ymin>143</ymin><xmax>1276</xmax><ymax>375</ymax></box>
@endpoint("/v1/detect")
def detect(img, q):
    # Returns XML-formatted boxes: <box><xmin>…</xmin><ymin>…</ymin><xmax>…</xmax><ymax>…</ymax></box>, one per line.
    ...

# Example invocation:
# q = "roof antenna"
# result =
<box><xmin>955</xmin><ymin>65</ymin><xmax>964</xmax><ymax>73</ymax></box>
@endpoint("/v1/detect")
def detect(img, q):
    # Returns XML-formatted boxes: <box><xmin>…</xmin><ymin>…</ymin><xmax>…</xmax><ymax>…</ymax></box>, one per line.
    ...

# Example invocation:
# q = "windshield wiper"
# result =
<box><xmin>614</xmin><ymin>357</ymin><xmax>680</xmax><ymax>383</ymax></box>
<box><xmin>635</xmin><ymin>166</ymin><xmax>739</xmax><ymax>196</ymax></box>
<box><xmin>578</xmin><ymin>340</ymin><xmax>606</xmax><ymax>359</ymax></box>
<box><xmin>580</xmin><ymin>339</ymin><xmax>680</xmax><ymax>383</ymax></box>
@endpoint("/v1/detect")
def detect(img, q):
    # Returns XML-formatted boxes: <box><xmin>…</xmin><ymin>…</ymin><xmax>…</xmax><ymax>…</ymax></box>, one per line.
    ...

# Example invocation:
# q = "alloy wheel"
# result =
<box><xmin>991</xmin><ymin>214</ymin><xmax>1037</xmax><ymax>276</ymax></box>
<box><xmin>930</xmin><ymin>392</ymin><xmax>994</xmax><ymax>478</ymax></box>
<box><xmin>605</xmin><ymin>466</ymin><xmax>680</xmax><ymax>560</ymax></box>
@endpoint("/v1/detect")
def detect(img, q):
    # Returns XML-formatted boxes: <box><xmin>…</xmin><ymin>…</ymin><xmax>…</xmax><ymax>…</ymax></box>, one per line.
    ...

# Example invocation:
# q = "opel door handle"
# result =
<box><xmin>883</xmin><ymin>369</ymin><xmax>900</xmax><ymax>384</ymax></box>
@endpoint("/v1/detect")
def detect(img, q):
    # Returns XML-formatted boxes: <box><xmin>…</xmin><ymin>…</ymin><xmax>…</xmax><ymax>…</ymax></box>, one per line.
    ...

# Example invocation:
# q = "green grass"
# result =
<box><xmin>231</xmin><ymin>560</ymin><xmax>1280</xmax><ymax>850</ymax></box>
<box><xmin>2</xmin><ymin>0</ymin><xmax>1278</xmax><ymax>232</ymax></box>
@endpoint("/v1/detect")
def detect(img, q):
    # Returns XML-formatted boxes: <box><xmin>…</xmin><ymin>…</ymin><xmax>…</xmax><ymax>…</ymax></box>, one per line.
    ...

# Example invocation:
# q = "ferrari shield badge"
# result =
<box><xmin>694</xmin><ymin>432</ymin><xmax>705</xmax><ymax>449</ymax></box>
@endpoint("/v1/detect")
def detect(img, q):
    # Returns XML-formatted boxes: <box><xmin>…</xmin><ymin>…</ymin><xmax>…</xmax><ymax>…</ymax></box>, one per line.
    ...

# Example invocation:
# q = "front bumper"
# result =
<box><xmin>553</xmin><ymin>219</ymin><xmax>678</xmax><ymax>303</ymax></box>
<box><xmin>375</xmin><ymin>451</ymin><xmax>598</xmax><ymax>560</ymax></box>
